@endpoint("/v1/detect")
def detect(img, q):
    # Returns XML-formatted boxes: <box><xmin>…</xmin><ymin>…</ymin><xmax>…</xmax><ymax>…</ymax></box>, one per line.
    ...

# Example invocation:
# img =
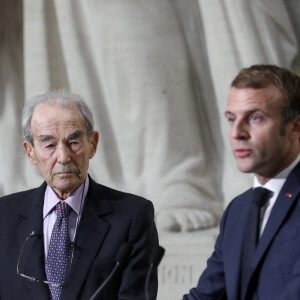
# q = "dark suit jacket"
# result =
<box><xmin>0</xmin><ymin>177</ymin><xmax>159</xmax><ymax>300</ymax></box>
<box><xmin>183</xmin><ymin>162</ymin><xmax>300</xmax><ymax>300</ymax></box>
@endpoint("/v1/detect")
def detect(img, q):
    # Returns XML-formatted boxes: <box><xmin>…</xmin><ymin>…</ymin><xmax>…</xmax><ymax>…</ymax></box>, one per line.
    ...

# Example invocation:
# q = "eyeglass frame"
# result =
<box><xmin>16</xmin><ymin>230</ymin><xmax>76</xmax><ymax>287</ymax></box>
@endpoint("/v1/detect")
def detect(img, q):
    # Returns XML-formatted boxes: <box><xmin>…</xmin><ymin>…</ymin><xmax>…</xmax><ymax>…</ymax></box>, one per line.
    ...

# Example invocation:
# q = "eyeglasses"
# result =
<box><xmin>16</xmin><ymin>230</ymin><xmax>75</xmax><ymax>287</ymax></box>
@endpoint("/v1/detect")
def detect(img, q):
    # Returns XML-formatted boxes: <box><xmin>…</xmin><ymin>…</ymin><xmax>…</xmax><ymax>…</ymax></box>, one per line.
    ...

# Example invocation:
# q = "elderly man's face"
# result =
<box><xmin>23</xmin><ymin>102</ymin><xmax>99</xmax><ymax>199</ymax></box>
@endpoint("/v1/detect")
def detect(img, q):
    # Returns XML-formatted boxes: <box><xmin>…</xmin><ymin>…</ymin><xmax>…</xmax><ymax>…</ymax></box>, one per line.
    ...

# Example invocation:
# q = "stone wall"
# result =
<box><xmin>157</xmin><ymin>228</ymin><xmax>218</xmax><ymax>299</ymax></box>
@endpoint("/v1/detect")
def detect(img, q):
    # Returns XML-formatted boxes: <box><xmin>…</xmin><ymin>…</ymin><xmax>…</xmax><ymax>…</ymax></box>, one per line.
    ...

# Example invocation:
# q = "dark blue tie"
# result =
<box><xmin>241</xmin><ymin>187</ymin><xmax>271</xmax><ymax>299</ymax></box>
<box><xmin>45</xmin><ymin>202</ymin><xmax>71</xmax><ymax>300</ymax></box>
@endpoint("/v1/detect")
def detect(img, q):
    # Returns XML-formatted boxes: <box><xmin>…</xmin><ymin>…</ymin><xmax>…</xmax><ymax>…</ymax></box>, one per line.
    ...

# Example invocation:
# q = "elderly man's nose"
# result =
<box><xmin>56</xmin><ymin>144</ymin><xmax>71</xmax><ymax>164</ymax></box>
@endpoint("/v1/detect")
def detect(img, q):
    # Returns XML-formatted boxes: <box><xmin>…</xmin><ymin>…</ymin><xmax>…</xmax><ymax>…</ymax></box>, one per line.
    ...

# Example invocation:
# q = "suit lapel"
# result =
<box><xmin>227</xmin><ymin>190</ymin><xmax>253</xmax><ymax>299</ymax></box>
<box><xmin>62</xmin><ymin>179</ymin><xmax>113</xmax><ymax>299</ymax></box>
<box><xmin>16</xmin><ymin>182</ymin><xmax>50</xmax><ymax>297</ymax></box>
<box><xmin>250</xmin><ymin>163</ymin><xmax>300</xmax><ymax>277</ymax></box>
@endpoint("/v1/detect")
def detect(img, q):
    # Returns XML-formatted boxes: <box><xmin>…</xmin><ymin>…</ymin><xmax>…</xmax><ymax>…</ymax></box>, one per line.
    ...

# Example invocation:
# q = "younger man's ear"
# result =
<box><xmin>23</xmin><ymin>141</ymin><xmax>38</xmax><ymax>165</ymax></box>
<box><xmin>290</xmin><ymin>115</ymin><xmax>300</xmax><ymax>139</ymax></box>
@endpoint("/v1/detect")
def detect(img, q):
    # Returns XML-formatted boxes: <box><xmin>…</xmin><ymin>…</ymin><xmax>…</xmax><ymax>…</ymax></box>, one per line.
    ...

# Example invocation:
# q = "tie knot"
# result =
<box><xmin>252</xmin><ymin>187</ymin><xmax>272</xmax><ymax>208</ymax></box>
<box><xmin>56</xmin><ymin>202</ymin><xmax>71</xmax><ymax>218</ymax></box>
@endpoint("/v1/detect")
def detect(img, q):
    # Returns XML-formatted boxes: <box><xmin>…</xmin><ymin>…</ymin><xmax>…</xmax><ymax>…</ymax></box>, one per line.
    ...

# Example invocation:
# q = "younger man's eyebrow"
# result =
<box><xmin>224</xmin><ymin>108</ymin><xmax>264</xmax><ymax>117</ymax></box>
<box><xmin>68</xmin><ymin>130</ymin><xmax>84</xmax><ymax>140</ymax></box>
<box><xmin>224</xmin><ymin>111</ymin><xmax>234</xmax><ymax>117</ymax></box>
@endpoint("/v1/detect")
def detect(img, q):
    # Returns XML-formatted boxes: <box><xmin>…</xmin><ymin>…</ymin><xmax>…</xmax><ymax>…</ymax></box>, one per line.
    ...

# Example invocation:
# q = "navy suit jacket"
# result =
<box><xmin>183</xmin><ymin>162</ymin><xmax>300</xmax><ymax>300</ymax></box>
<box><xmin>0</xmin><ymin>177</ymin><xmax>159</xmax><ymax>300</ymax></box>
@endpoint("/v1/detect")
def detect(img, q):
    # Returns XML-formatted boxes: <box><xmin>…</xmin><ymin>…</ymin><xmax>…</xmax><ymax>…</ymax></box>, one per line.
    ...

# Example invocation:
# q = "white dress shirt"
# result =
<box><xmin>254</xmin><ymin>154</ymin><xmax>300</xmax><ymax>237</ymax></box>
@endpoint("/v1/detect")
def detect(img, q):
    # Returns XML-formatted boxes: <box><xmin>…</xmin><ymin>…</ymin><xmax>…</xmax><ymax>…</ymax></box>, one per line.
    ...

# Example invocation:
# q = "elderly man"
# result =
<box><xmin>183</xmin><ymin>65</ymin><xmax>300</xmax><ymax>299</ymax></box>
<box><xmin>0</xmin><ymin>91</ymin><xmax>158</xmax><ymax>300</ymax></box>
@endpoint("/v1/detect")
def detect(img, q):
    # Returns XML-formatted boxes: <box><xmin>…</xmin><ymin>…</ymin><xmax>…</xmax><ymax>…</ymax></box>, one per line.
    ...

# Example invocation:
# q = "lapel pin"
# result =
<box><xmin>286</xmin><ymin>193</ymin><xmax>292</xmax><ymax>198</ymax></box>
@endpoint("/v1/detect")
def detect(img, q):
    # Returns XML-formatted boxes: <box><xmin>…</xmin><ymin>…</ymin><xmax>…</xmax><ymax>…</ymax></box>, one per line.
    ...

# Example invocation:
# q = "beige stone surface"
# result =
<box><xmin>157</xmin><ymin>228</ymin><xmax>219</xmax><ymax>299</ymax></box>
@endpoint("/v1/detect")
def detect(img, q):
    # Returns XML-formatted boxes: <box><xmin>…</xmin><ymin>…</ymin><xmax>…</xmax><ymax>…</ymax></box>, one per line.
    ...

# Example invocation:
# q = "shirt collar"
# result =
<box><xmin>43</xmin><ymin>175</ymin><xmax>89</xmax><ymax>219</ymax></box>
<box><xmin>254</xmin><ymin>154</ymin><xmax>300</xmax><ymax>194</ymax></box>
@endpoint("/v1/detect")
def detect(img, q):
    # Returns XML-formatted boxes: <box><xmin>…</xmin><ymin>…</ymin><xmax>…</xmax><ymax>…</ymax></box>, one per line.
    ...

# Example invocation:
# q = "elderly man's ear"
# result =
<box><xmin>23</xmin><ymin>141</ymin><xmax>38</xmax><ymax>165</ymax></box>
<box><xmin>88</xmin><ymin>131</ymin><xmax>99</xmax><ymax>159</ymax></box>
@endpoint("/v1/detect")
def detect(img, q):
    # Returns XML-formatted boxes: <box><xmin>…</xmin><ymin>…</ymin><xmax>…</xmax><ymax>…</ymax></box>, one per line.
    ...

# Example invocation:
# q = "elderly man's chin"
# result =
<box><xmin>50</xmin><ymin>173</ymin><xmax>84</xmax><ymax>193</ymax></box>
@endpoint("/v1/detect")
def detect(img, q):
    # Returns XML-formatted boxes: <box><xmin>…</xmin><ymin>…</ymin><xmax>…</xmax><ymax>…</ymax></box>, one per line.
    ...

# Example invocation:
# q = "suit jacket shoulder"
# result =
<box><xmin>183</xmin><ymin>161</ymin><xmax>300</xmax><ymax>300</ymax></box>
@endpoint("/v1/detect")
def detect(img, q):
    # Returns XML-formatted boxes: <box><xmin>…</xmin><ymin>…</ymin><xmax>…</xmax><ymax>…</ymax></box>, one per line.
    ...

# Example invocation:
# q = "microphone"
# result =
<box><xmin>145</xmin><ymin>245</ymin><xmax>165</xmax><ymax>300</ymax></box>
<box><xmin>89</xmin><ymin>243</ymin><xmax>131</xmax><ymax>300</ymax></box>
